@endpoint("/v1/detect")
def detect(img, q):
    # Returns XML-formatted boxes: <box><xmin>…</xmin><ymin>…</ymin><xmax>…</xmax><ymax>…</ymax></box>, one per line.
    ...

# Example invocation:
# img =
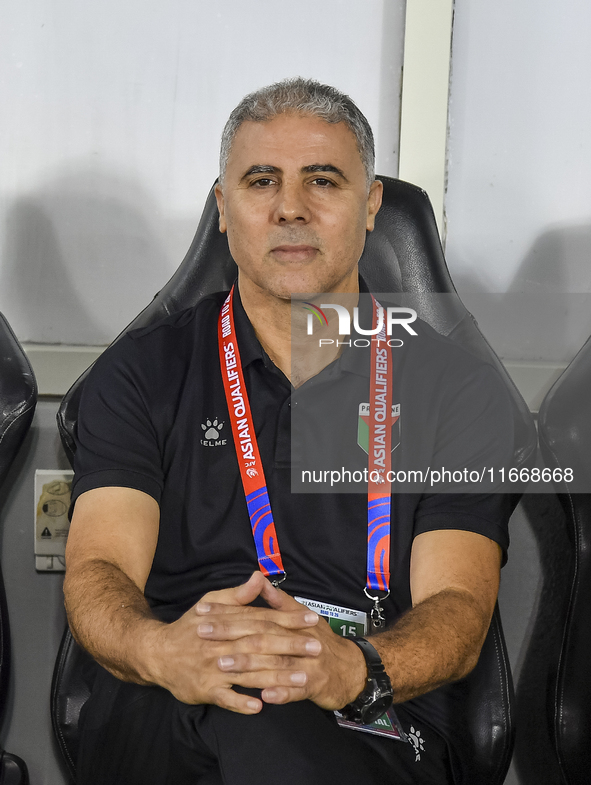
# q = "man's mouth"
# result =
<box><xmin>271</xmin><ymin>245</ymin><xmax>318</xmax><ymax>262</ymax></box>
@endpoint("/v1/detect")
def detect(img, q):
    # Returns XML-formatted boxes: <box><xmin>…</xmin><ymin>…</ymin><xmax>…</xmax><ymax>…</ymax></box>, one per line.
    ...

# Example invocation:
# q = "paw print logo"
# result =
<box><xmin>202</xmin><ymin>419</ymin><xmax>223</xmax><ymax>439</ymax></box>
<box><xmin>408</xmin><ymin>726</ymin><xmax>425</xmax><ymax>762</ymax></box>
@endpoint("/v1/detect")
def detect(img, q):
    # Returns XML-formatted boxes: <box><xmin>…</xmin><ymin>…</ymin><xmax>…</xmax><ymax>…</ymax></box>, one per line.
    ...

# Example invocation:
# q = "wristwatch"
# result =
<box><xmin>339</xmin><ymin>637</ymin><xmax>394</xmax><ymax>725</ymax></box>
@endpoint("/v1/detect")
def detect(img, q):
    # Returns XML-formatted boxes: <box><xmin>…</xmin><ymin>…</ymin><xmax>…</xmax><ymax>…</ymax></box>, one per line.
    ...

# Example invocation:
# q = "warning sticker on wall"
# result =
<box><xmin>34</xmin><ymin>470</ymin><xmax>74</xmax><ymax>570</ymax></box>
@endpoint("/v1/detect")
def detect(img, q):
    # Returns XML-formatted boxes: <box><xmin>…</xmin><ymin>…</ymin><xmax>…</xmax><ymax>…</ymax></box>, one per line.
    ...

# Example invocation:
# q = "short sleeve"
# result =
<box><xmin>70</xmin><ymin>334</ymin><xmax>164</xmax><ymax>513</ymax></box>
<box><xmin>413</xmin><ymin>361</ymin><xmax>515</xmax><ymax>560</ymax></box>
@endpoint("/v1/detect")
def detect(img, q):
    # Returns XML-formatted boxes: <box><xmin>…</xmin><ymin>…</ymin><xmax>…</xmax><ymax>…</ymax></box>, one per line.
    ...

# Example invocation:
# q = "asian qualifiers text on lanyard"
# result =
<box><xmin>218</xmin><ymin>285</ymin><xmax>392</xmax><ymax>629</ymax></box>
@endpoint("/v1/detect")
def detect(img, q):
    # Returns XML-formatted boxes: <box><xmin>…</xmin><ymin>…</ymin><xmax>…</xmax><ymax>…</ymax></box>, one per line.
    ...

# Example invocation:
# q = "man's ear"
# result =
<box><xmin>214</xmin><ymin>182</ymin><xmax>227</xmax><ymax>234</ymax></box>
<box><xmin>365</xmin><ymin>179</ymin><xmax>383</xmax><ymax>232</ymax></box>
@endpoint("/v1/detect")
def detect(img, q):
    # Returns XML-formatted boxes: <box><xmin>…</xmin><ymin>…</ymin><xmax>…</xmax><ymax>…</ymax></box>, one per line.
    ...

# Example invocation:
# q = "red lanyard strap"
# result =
<box><xmin>218</xmin><ymin>287</ymin><xmax>392</xmax><ymax>608</ymax></box>
<box><xmin>218</xmin><ymin>287</ymin><xmax>285</xmax><ymax>580</ymax></box>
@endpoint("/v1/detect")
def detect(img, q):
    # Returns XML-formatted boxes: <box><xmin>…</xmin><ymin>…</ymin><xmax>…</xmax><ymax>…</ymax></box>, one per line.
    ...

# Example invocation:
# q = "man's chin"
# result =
<box><xmin>238</xmin><ymin>265</ymin><xmax>360</xmax><ymax>302</ymax></box>
<box><xmin>288</xmin><ymin>292</ymin><xmax>315</xmax><ymax>303</ymax></box>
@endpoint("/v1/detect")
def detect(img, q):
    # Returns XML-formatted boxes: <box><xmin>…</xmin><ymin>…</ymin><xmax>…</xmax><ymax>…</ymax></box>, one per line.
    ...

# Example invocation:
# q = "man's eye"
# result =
<box><xmin>312</xmin><ymin>178</ymin><xmax>333</xmax><ymax>187</ymax></box>
<box><xmin>252</xmin><ymin>178</ymin><xmax>275</xmax><ymax>187</ymax></box>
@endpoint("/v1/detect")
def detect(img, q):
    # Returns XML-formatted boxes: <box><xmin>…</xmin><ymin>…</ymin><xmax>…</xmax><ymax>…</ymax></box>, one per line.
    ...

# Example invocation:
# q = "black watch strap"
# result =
<box><xmin>348</xmin><ymin>636</ymin><xmax>387</xmax><ymax>675</ymax></box>
<box><xmin>339</xmin><ymin>636</ymin><xmax>394</xmax><ymax>725</ymax></box>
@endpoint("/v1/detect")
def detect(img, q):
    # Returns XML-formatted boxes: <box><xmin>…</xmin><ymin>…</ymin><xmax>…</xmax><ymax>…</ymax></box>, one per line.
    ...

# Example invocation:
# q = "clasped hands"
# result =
<box><xmin>149</xmin><ymin>571</ymin><xmax>367</xmax><ymax>715</ymax></box>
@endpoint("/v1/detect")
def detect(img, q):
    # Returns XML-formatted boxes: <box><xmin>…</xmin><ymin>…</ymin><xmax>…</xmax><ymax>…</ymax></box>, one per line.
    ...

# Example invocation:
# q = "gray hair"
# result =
<box><xmin>219</xmin><ymin>77</ymin><xmax>375</xmax><ymax>189</ymax></box>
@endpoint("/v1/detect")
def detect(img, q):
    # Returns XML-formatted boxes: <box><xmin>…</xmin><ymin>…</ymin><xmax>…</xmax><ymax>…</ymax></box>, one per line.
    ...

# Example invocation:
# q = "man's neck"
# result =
<box><xmin>238</xmin><ymin>273</ymin><xmax>360</xmax><ymax>388</ymax></box>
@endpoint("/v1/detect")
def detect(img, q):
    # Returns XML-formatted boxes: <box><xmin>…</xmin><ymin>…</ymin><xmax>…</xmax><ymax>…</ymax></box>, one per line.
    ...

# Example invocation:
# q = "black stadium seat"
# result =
<box><xmin>52</xmin><ymin>177</ymin><xmax>537</xmax><ymax>785</ymax></box>
<box><xmin>538</xmin><ymin>334</ymin><xmax>591</xmax><ymax>785</ymax></box>
<box><xmin>0</xmin><ymin>312</ymin><xmax>37</xmax><ymax>785</ymax></box>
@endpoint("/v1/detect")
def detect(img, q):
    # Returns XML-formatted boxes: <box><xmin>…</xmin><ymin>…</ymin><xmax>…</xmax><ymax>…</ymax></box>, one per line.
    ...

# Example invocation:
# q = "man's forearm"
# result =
<box><xmin>370</xmin><ymin>588</ymin><xmax>490</xmax><ymax>704</ymax></box>
<box><xmin>64</xmin><ymin>559</ymin><xmax>164</xmax><ymax>684</ymax></box>
<box><xmin>64</xmin><ymin>567</ymin><xmax>327</xmax><ymax>713</ymax></box>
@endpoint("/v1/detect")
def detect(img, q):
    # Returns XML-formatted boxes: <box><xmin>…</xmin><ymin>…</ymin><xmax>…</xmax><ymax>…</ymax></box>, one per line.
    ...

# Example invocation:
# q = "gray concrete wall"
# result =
<box><xmin>0</xmin><ymin>0</ymin><xmax>405</xmax><ymax>347</ymax></box>
<box><xmin>446</xmin><ymin>0</ymin><xmax>591</xmax><ymax>365</ymax></box>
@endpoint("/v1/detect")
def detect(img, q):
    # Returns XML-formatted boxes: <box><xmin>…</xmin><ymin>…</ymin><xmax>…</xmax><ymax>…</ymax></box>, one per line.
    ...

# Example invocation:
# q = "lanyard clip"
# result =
<box><xmin>364</xmin><ymin>587</ymin><xmax>390</xmax><ymax>629</ymax></box>
<box><xmin>271</xmin><ymin>572</ymin><xmax>287</xmax><ymax>588</ymax></box>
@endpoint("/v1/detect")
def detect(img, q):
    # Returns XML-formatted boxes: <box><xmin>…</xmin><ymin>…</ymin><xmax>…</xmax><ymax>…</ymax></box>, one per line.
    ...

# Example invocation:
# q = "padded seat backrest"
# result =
<box><xmin>53</xmin><ymin>177</ymin><xmax>537</xmax><ymax>785</ymax></box>
<box><xmin>57</xmin><ymin>177</ymin><xmax>536</xmax><ymax>470</ymax></box>
<box><xmin>0</xmin><ymin>312</ymin><xmax>37</xmax><ymax>700</ymax></box>
<box><xmin>538</xmin><ymin>335</ymin><xmax>591</xmax><ymax>785</ymax></box>
<box><xmin>0</xmin><ymin>314</ymin><xmax>37</xmax><ymax>486</ymax></box>
<box><xmin>0</xmin><ymin>312</ymin><xmax>37</xmax><ymax>784</ymax></box>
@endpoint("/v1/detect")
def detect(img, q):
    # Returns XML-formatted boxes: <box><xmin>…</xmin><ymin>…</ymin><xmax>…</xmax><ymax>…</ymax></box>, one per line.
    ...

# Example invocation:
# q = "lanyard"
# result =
<box><xmin>365</xmin><ymin>298</ymin><xmax>392</xmax><ymax>627</ymax></box>
<box><xmin>218</xmin><ymin>286</ymin><xmax>392</xmax><ymax>625</ymax></box>
<box><xmin>218</xmin><ymin>289</ymin><xmax>285</xmax><ymax>581</ymax></box>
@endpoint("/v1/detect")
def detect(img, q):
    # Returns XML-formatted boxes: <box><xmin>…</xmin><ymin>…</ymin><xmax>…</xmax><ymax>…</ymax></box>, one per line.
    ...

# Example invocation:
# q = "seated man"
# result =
<box><xmin>64</xmin><ymin>78</ymin><xmax>513</xmax><ymax>785</ymax></box>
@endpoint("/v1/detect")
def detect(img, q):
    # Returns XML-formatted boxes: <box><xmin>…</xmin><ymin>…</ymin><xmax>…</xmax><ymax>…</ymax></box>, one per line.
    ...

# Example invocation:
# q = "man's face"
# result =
<box><xmin>215</xmin><ymin>113</ymin><xmax>382</xmax><ymax>300</ymax></box>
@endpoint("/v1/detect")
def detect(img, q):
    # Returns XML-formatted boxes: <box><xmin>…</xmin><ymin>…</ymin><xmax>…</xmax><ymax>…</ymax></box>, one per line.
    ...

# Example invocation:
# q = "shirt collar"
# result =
<box><xmin>232</xmin><ymin>274</ymin><xmax>374</xmax><ymax>379</ymax></box>
<box><xmin>232</xmin><ymin>282</ymin><xmax>266</xmax><ymax>369</ymax></box>
<box><xmin>338</xmin><ymin>275</ymin><xmax>373</xmax><ymax>379</ymax></box>
<box><xmin>232</xmin><ymin>282</ymin><xmax>291</xmax><ymax>386</ymax></box>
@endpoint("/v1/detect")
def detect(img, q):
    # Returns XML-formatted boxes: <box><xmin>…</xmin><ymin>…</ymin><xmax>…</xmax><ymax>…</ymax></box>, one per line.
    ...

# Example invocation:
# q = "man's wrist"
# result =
<box><xmin>132</xmin><ymin>618</ymin><xmax>170</xmax><ymax>686</ymax></box>
<box><xmin>339</xmin><ymin>637</ymin><xmax>394</xmax><ymax>724</ymax></box>
<box><xmin>345</xmin><ymin>636</ymin><xmax>370</xmax><ymax>703</ymax></box>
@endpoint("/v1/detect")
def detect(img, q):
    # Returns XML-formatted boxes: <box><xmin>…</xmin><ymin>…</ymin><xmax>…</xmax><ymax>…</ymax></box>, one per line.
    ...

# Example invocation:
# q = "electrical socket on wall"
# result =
<box><xmin>34</xmin><ymin>469</ymin><xmax>74</xmax><ymax>572</ymax></box>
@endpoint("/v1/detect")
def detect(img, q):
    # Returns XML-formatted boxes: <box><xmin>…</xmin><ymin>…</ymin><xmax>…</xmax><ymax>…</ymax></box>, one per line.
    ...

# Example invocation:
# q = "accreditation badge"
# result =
<box><xmin>295</xmin><ymin>597</ymin><xmax>408</xmax><ymax>742</ymax></box>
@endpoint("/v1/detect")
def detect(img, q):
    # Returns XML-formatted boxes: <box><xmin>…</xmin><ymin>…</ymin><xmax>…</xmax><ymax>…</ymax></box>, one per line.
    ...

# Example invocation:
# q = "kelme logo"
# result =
<box><xmin>200</xmin><ymin>418</ymin><xmax>227</xmax><ymax>447</ymax></box>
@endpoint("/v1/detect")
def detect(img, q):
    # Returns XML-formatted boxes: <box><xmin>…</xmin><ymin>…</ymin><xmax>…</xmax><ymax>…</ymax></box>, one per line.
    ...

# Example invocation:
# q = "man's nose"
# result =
<box><xmin>272</xmin><ymin>182</ymin><xmax>311</xmax><ymax>224</ymax></box>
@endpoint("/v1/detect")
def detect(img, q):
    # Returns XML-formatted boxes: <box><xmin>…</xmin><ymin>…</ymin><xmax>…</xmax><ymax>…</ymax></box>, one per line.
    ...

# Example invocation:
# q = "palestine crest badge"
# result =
<box><xmin>357</xmin><ymin>403</ymin><xmax>401</xmax><ymax>454</ymax></box>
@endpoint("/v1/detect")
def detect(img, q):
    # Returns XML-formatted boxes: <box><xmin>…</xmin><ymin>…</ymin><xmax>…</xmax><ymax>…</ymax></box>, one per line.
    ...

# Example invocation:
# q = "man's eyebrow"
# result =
<box><xmin>302</xmin><ymin>164</ymin><xmax>348</xmax><ymax>181</ymax></box>
<box><xmin>241</xmin><ymin>165</ymin><xmax>279</xmax><ymax>180</ymax></box>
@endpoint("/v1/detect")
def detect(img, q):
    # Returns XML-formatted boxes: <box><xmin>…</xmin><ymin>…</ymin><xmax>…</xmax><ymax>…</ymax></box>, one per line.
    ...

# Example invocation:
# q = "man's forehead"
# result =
<box><xmin>227</xmin><ymin>114</ymin><xmax>362</xmax><ymax>170</ymax></box>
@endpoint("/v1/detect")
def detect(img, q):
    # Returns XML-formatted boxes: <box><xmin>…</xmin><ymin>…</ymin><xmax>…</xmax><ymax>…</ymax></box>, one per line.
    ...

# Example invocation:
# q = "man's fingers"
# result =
<box><xmin>199</xmin><ymin>624</ymin><xmax>322</xmax><ymax>655</ymax></box>
<box><xmin>198</xmin><ymin>573</ymin><xmax>302</xmax><ymax>613</ymax></box>
<box><xmin>199</xmin><ymin>572</ymin><xmax>267</xmax><ymax>607</ymax></box>
<box><xmin>261</xmin><ymin>686</ymin><xmax>307</xmax><ymax>705</ymax></box>
<box><xmin>232</xmin><ymin>571</ymin><xmax>272</xmax><ymax>605</ymax></box>
<box><xmin>210</xmin><ymin>686</ymin><xmax>263</xmax><ymax>715</ymax></box>
<box><xmin>224</xmin><ymin>670</ymin><xmax>311</xmax><ymax>694</ymax></box>
<box><xmin>210</xmin><ymin>681</ymin><xmax>307</xmax><ymax>714</ymax></box>
<box><xmin>195</xmin><ymin>603</ymin><xmax>319</xmax><ymax>631</ymax></box>
<box><xmin>197</xmin><ymin>619</ymin><xmax>321</xmax><ymax>647</ymax></box>
<box><xmin>196</xmin><ymin>601</ymin><xmax>279</xmax><ymax>616</ymax></box>
<box><xmin>262</xmin><ymin>585</ymin><xmax>305</xmax><ymax>612</ymax></box>
<box><xmin>217</xmin><ymin>649</ymin><xmax>320</xmax><ymax>674</ymax></box>
<box><xmin>258</xmin><ymin>578</ymin><xmax>286</xmax><ymax>609</ymax></box>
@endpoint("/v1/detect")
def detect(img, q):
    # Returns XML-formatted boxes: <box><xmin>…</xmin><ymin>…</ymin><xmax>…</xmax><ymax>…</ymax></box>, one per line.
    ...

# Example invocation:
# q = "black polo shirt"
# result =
<box><xmin>72</xmin><ymin>285</ymin><xmax>513</xmax><ymax>630</ymax></box>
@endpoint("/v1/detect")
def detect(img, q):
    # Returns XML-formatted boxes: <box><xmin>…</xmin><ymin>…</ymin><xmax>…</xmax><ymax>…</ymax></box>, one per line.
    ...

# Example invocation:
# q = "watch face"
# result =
<box><xmin>359</xmin><ymin>690</ymin><xmax>394</xmax><ymax>725</ymax></box>
<box><xmin>339</xmin><ymin>678</ymin><xmax>394</xmax><ymax>725</ymax></box>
